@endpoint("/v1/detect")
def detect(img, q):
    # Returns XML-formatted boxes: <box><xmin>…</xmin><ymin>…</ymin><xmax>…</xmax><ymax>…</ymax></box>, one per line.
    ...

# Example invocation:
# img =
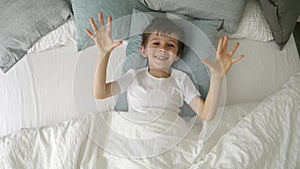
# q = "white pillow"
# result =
<box><xmin>220</xmin><ymin>0</ymin><xmax>274</xmax><ymax>42</ymax></box>
<box><xmin>28</xmin><ymin>18</ymin><xmax>77</xmax><ymax>53</ymax></box>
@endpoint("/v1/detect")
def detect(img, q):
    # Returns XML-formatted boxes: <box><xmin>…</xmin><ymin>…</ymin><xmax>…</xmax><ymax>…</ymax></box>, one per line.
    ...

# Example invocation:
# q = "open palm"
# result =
<box><xmin>202</xmin><ymin>36</ymin><xmax>244</xmax><ymax>78</ymax></box>
<box><xmin>85</xmin><ymin>12</ymin><xmax>122</xmax><ymax>55</ymax></box>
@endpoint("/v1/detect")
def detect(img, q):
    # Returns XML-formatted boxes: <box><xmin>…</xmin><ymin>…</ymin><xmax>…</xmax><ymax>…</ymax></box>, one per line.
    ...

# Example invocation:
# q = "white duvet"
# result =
<box><xmin>1</xmin><ymin>73</ymin><xmax>300</xmax><ymax>169</ymax></box>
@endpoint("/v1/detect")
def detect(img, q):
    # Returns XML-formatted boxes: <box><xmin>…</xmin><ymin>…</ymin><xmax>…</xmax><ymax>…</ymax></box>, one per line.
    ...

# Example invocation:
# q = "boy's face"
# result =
<box><xmin>140</xmin><ymin>33</ymin><xmax>181</xmax><ymax>72</ymax></box>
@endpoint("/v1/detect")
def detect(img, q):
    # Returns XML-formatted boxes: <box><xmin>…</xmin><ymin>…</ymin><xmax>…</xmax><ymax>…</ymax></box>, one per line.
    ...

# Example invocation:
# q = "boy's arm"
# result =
<box><xmin>93</xmin><ymin>51</ymin><xmax>121</xmax><ymax>99</ymax></box>
<box><xmin>189</xmin><ymin>36</ymin><xmax>244</xmax><ymax>121</ymax></box>
<box><xmin>189</xmin><ymin>76</ymin><xmax>222</xmax><ymax>121</ymax></box>
<box><xmin>85</xmin><ymin>12</ymin><xmax>122</xmax><ymax>99</ymax></box>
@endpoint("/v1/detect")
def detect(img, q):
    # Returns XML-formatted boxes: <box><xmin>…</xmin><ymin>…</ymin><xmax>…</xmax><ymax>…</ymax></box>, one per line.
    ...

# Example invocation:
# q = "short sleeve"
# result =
<box><xmin>181</xmin><ymin>74</ymin><xmax>201</xmax><ymax>104</ymax></box>
<box><xmin>115</xmin><ymin>69</ymin><xmax>136</xmax><ymax>93</ymax></box>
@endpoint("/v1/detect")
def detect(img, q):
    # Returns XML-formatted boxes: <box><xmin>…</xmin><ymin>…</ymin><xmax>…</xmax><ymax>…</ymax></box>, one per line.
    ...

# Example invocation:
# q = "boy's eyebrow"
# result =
<box><xmin>150</xmin><ymin>37</ymin><xmax>178</xmax><ymax>44</ymax></box>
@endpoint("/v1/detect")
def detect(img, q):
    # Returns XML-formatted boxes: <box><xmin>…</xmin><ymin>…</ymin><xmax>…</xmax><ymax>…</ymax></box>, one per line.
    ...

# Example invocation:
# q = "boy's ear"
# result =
<box><xmin>140</xmin><ymin>46</ymin><xmax>147</xmax><ymax>58</ymax></box>
<box><xmin>175</xmin><ymin>51</ymin><xmax>182</xmax><ymax>61</ymax></box>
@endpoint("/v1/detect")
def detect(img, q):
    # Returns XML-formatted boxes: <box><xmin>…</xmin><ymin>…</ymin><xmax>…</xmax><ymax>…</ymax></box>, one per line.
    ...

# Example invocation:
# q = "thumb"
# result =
<box><xmin>108</xmin><ymin>40</ymin><xmax>122</xmax><ymax>53</ymax></box>
<box><xmin>113</xmin><ymin>40</ymin><xmax>122</xmax><ymax>49</ymax></box>
<box><xmin>201</xmin><ymin>59</ymin><xmax>210</xmax><ymax>66</ymax></box>
<box><xmin>201</xmin><ymin>59</ymin><xmax>215</xmax><ymax>70</ymax></box>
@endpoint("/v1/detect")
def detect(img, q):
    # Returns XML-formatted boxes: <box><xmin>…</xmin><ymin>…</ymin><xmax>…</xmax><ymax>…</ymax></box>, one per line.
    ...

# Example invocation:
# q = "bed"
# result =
<box><xmin>1</xmin><ymin>0</ymin><xmax>300</xmax><ymax>168</ymax></box>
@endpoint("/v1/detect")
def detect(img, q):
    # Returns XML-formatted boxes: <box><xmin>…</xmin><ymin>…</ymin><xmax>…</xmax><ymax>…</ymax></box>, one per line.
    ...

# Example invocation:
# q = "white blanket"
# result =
<box><xmin>191</xmin><ymin>73</ymin><xmax>300</xmax><ymax>169</ymax></box>
<box><xmin>1</xmin><ymin>73</ymin><xmax>300</xmax><ymax>169</ymax></box>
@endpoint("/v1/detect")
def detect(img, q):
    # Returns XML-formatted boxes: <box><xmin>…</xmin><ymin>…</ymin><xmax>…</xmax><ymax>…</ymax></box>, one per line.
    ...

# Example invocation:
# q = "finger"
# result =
<box><xmin>232</xmin><ymin>54</ymin><xmax>244</xmax><ymax>63</ymax></box>
<box><xmin>85</xmin><ymin>28</ymin><xmax>94</xmax><ymax>37</ymax></box>
<box><xmin>98</xmin><ymin>12</ymin><xmax>105</xmax><ymax>29</ymax></box>
<box><xmin>89</xmin><ymin>17</ymin><xmax>98</xmax><ymax>32</ymax></box>
<box><xmin>223</xmin><ymin>35</ymin><xmax>228</xmax><ymax>53</ymax></box>
<box><xmin>229</xmin><ymin>42</ymin><xmax>240</xmax><ymax>56</ymax></box>
<box><xmin>107</xmin><ymin>16</ymin><xmax>112</xmax><ymax>35</ymax></box>
<box><xmin>217</xmin><ymin>37</ymin><xmax>223</xmax><ymax>55</ymax></box>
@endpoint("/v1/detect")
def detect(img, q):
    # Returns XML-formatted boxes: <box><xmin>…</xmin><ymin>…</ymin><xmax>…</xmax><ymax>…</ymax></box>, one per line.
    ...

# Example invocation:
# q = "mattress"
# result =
<box><xmin>0</xmin><ymin>33</ymin><xmax>299</xmax><ymax>137</ymax></box>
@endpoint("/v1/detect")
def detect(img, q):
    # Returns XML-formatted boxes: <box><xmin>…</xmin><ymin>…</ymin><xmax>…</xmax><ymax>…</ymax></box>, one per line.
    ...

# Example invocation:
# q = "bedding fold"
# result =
<box><xmin>191</xmin><ymin>72</ymin><xmax>300</xmax><ymax>169</ymax></box>
<box><xmin>1</xmin><ymin>72</ymin><xmax>300</xmax><ymax>169</ymax></box>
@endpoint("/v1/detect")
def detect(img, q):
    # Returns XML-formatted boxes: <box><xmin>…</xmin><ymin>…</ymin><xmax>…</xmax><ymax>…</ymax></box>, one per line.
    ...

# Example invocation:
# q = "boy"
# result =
<box><xmin>85</xmin><ymin>12</ymin><xmax>244</xmax><ymax>121</ymax></box>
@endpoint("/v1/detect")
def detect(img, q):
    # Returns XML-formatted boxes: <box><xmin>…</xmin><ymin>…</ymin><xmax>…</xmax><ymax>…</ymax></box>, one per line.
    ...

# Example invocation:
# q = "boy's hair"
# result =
<box><xmin>141</xmin><ymin>18</ymin><xmax>184</xmax><ymax>55</ymax></box>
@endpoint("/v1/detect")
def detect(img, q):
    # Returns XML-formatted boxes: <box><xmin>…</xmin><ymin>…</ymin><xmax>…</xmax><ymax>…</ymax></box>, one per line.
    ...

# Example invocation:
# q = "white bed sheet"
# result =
<box><xmin>0</xmin><ymin>34</ymin><xmax>299</xmax><ymax>137</ymax></box>
<box><xmin>0</xmin><ymin>43</ymin><xmax>79</xmax><ymax>136</ymax></box>
<box><xmin>0</xmin><ymin>41</ymin><xmax>126</xmax><ymax>137</ymax></box>
<box><xmin>0</xmin><ymin>101</ymin><xmax>259</xmax><ymax>169</ymax></box>
<box><xmin>191</xmin><ymin>72</ymin><xmax>300</xmax><ymax>169</ymax></box>
<box><xmin>225</xmin><ymin>35</ymin><xmax>300</xmax><ymax>104</ymax></box>
<box><xmin>1</xmin><ymin>72</ymin><xmax>299</xmax><ymax>168</ymax></box>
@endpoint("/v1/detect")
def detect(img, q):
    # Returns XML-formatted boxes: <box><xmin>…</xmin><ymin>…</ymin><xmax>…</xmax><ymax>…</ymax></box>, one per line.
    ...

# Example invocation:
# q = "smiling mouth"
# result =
<box><xmin>154</xmin><ymin>55</ymin><xmax>169</xmax><ymax>60</ymax></box>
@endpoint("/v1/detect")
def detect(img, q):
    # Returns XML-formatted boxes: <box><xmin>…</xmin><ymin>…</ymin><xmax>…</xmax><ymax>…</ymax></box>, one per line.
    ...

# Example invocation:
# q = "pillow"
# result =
<box><xmin>70</xmin><ymin>0</ymin><xmax>153</xmax><ymax>51</ymax></box>
<box><xmin>114</xmin><ymin>9</ymin><xmax>222</xmax><ymax>116</ymax></box>
<box><xmin>220</xmin><ymin>0</ymin><xmax>274</xmax><ymax>42</ymax></box>
<box><xmin>259</xmin><ymin>0</ymin><xmax>300</xmax><ymax>49</ymax></box>
<box><xmin>0</xmin><ymin>0</ymin><xmax>72</xmax><ymax>73</ymax></box>
<box><xmin>137</xmin><ymin>0</ymin><xmax>247</xmax><ymax>33</ymax></box>
<box><xmin>28</xmin><ymin>18</ymin><xmax>77</xmax><ymax>53</ymax></box>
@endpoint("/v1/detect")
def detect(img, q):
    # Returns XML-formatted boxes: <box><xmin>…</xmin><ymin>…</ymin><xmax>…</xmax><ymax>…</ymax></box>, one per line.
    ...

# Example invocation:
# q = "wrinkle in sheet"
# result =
<box><xmin>22</xmin><ymin>58</ymin><xmax>39</xmax><ymax>127</ymax></box>
<box><xmin>192</xmin><ymin>73</ymin><xmax>300</xmax><ymax>169</ymax></box>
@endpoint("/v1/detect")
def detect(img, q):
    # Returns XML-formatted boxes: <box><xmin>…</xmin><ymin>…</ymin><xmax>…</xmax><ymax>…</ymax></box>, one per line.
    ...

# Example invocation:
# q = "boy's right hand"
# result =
<box><xmin>85</xmin><ymin>12</ymin><xmax>122</xmax><ymax>56</ymax></box>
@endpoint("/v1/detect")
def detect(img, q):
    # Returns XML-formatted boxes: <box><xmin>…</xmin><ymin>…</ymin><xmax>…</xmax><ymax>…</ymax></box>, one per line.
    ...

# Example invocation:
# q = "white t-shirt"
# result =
<box><xmin>116</xmin><ymin>68</ymin><xmax>200</xmax><ymax>113</ymax></box>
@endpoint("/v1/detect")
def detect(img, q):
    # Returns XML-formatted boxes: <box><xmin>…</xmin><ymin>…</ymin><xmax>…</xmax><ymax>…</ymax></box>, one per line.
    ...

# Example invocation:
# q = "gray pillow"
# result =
<box><xmin>114</xmin><ymin>9</ymin><xmax>222</xmax><ymax>116</ymax></box>
<box><xmin>70</xmin><ymin>0</ymin><xmax>153</xmax><ymax>52</ymax></box>
<box><xmin>138</xmin><ymin>0</ymin><xmax>247</xmax><ymax>33</ymax></box>
<box><xmin>259</xmin><ymin>0</ymin><xmax>300</xmax><ymax>49</ymax></box>
<box><xmin>0</xmin><ymin>0</ymin><xmax>72</xmax><ymax>73</ymax></box>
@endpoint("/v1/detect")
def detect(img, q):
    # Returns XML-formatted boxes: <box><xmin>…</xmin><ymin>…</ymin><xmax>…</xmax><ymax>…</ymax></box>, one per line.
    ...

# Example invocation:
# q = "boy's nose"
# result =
<box><xmin>159</xmin><ymin>48</ymin><xmax>167</xmax><ymax>52</ymax></box>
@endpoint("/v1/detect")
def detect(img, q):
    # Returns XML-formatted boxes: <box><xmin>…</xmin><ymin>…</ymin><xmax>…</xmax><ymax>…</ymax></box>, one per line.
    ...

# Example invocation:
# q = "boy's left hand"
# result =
<box><xmin>202</xmin><ymin>35</ymin><xmax>244</xmax><ymax>78</ymax></box>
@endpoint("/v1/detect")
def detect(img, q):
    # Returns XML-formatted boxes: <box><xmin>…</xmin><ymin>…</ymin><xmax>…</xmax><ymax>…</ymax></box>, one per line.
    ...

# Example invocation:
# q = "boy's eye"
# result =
<box><xmin>168</xmin><ymin>44</ymin><xmax>175</xmax><ymax>48</ymax></box>
<box><xmin>152</xmin><ymin>42</ymin><xmax>159</xmax><ymax>46</ymax></box>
